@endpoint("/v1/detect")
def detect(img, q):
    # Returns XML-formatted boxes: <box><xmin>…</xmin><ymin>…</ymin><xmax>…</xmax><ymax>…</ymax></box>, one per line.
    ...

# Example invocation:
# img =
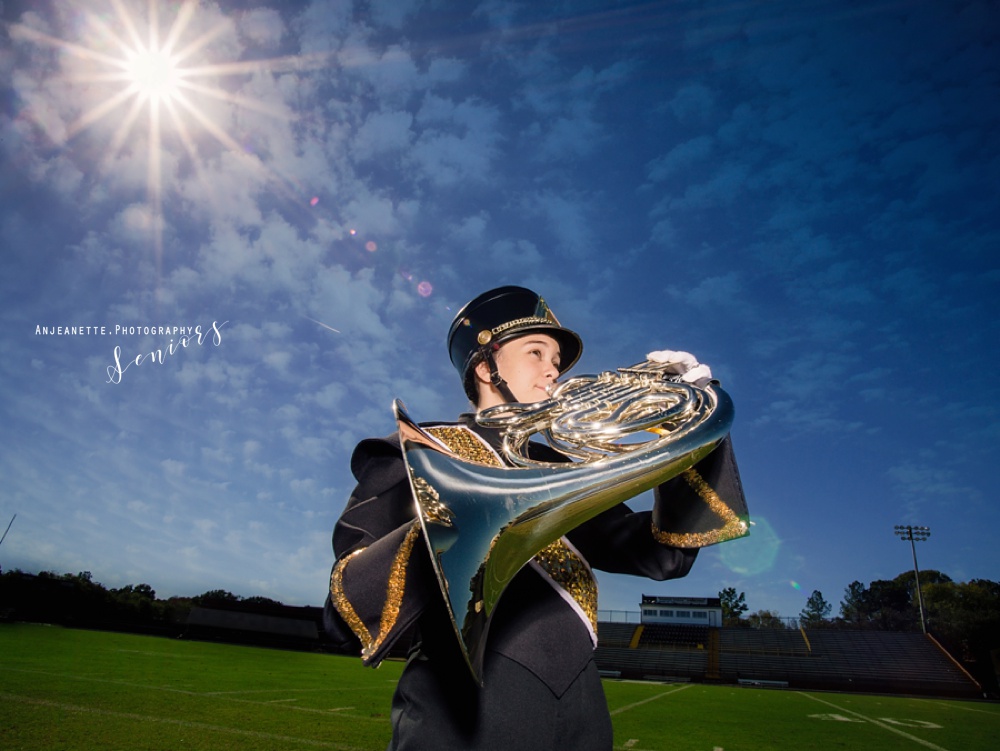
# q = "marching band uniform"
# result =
<box><xmin>324</xmin><ymin>287</ymin><xmax>748</xmax><ymax>750</ymax></box>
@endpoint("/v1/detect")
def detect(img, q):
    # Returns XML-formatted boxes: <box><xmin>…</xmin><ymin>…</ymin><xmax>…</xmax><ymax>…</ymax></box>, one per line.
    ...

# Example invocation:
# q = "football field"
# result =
<box><xmin>1</xmin><ymin>624</ymin><xmax>996</xmax><ymax>750</ymax></box>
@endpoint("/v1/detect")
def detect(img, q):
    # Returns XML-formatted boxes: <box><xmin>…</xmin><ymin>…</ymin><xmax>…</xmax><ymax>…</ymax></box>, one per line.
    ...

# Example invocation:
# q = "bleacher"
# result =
<box><xmin>595</xmin><ymin>622</ymin><xmax>982</xmax><ymax>698</ymax></box>
<box><xmin>722</xmin><ymin>626</ymin><xmax>810</xmax><ymax>656</ymax></box>
<box><xmin>595</xmin><ymin>645</ymin><xmax>706</xmax><ymax>681</ymax></box>
<box><xmin>596</xmin><ymin>623</ymin><xmax>708</xmax><ymax>680</ymax></box>
<box><xmin>596</xmin><ymin>622</ymin><xmax>637</xmax><ymax>648</ymax></box>
<box><xmin>638</xmin><ymin>623</ymin><xmax>709</xmax><ymax>650</ymax></box>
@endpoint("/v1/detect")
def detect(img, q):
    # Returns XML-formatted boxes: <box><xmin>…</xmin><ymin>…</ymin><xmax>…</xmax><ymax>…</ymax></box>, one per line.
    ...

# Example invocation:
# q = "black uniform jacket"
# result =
<box><xmin>324</xmin><ymin>413</ymin><xmax>746</xmax><ymax>695</ymax></box>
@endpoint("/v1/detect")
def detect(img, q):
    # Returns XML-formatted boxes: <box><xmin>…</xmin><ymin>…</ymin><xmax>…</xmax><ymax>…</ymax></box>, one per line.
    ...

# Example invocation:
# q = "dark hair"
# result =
<box><xmin>463</xmin><ymin>349</ymin><xmax>487</xmax><ymax>404</ymax></box>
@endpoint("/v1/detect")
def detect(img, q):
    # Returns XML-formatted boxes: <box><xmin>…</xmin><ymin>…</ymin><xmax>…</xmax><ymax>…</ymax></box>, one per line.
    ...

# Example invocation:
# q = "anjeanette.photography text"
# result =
<box><xmin>34</xmin><ymin>325</ymin><xmax>217</xmax><ymax>337</ymax></box>
<box><xmin>105</xmin><ymin>320</ymin><xmax>228</xmax><ymax>384</ymax></box>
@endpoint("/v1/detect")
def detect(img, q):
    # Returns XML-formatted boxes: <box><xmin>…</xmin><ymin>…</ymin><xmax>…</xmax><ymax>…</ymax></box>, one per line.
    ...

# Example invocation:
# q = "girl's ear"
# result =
<box><xmin>473</xmin><ymin>358</ymin><xmax>491</xmax><ymax>385</ymax></box>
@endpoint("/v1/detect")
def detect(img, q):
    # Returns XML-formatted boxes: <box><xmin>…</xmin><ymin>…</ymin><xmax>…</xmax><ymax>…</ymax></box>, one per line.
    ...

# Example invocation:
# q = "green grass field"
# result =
<box><xmin>2</xmin><ymin>623</ymin><xmax>997</xmax><ymax>750</ymax></box>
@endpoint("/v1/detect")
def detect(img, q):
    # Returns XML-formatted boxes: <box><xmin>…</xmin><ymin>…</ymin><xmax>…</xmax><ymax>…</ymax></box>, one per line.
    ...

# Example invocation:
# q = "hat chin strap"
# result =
<box><xmin>483</xmin><ymin>347</ymin><xmax>518</xmax><ymax>404</ymax></box>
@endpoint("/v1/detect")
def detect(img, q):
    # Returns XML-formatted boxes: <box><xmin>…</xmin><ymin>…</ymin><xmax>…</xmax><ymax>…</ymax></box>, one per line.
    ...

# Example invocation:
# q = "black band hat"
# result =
<box><xmin>447</xmin><ymin>286</ymin><xmax>583</xmax><ymax>395</ymax></box>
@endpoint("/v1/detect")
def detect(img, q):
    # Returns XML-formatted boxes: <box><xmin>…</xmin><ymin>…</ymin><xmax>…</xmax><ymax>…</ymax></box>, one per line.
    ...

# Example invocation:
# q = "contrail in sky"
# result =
<box><xmin>302</xmin><ymin>316</ymin><xmax>341</xmax><ymax>334</ymax></box>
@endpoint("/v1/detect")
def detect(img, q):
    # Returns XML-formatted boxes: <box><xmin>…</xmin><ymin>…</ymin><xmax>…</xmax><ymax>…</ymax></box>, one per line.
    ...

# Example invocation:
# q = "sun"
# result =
<box><xmin>9</xmin><ymin>0</ymin><xmax>313</xmax><ymax>269</ymax></box>
<box><xmin>124</xmin><ymin>47</ymin><xmax>184</xmax><ymax>104</ymax></box>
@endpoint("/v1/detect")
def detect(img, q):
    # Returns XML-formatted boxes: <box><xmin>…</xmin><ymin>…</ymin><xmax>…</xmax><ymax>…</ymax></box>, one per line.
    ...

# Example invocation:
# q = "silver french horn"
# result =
<box><xmin>395</xmin><ymin>358</ymin><xmax>746</xmax><ymax>683</ymax></box>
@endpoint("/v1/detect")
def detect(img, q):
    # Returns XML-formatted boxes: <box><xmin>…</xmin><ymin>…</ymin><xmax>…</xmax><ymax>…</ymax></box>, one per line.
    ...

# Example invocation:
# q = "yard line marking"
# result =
<box><xmin>798</xmin><ymin>693</ymin><xmax>952</xmax><ymax>751</ymax></box>
<box><xmin>5</xmin><ymin>667</ymin><xmax>358</xmax><ymax>695</ymax></box>
<box><xmin>1</xmin><ymin>667</ymin><xmax>376</xmax><ymax>718</ymax></box>
<box><xmin>0</xmin><ymin>691</ymin><xmax>365</xmax><ymax>750</ymax></box>
<box><xmin>930</xmin><ymin>700</ymin><xmax>999</xmax><ymax>716</ymax></box>
<box><xmin>610</xmin><ymin>683</ymin><xmax>692</xmax><ymax>716</ymax></box>
<box><xmin>204</xmin><ymin>688</ymin><xmax>333</xmax><ymax>695</ymax></box>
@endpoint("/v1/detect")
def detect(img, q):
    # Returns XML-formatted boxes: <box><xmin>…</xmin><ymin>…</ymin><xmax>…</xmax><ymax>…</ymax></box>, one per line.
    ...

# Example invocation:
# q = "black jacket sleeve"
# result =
<box><xmin>568</xmin><ymin>437</ymin><xmax>748</xmax><ymax>577</ymax></box>
<box><xmin>324</xmin><ymin>436</ymin><xmax>435</xmax><ymax>665</ymax></box>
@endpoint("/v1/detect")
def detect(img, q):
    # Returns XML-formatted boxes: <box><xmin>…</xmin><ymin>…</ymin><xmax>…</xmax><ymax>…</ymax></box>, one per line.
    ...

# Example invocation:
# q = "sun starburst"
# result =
<box><xmin>124</xmin><ymin>46</ymin><xmax>183</xmax><ymax>103</ymax></box>
<box><xmin>10</xmin><ymin>0</ymin><xmax>325</xmax><ymax>270</ymax></box>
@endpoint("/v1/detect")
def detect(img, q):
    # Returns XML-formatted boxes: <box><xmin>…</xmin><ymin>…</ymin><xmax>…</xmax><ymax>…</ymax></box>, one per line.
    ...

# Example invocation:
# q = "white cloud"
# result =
<box><xmin>292</xmin><ymin>0</ymin><xmax>352</xmax><ymax>54</ymax></box>
<box><xmin>161</xmin><ymin>459</ymin><xmax>186</xmax><ymax>477</ymax></box>
<box><xmin>407</xmin><ymin>95</ymin><xmax>502</xmax><ymax>185</ymax></box>
<box><xmin>353</xmin><ymin>109</ymin><xmax>414</xmax><ymax>160</ymax></box>
<box><xmin>447</xmin><ymin>212</ymin><xmax>491</xmax><ymax>245</ymax></box>
<box><xmin>239</xmin><ymin>8</ymin><xmax>285</xmax><ymax>48</ymax></box>
<box><xmin>489</xmin><ymin>238</ymin><xmax>543</xmax><ymax>269</ymax></box>
<box><xmin>356</xmin><ymin>44</ymin><xmax>421</xmax><ymax>104</ymax></box>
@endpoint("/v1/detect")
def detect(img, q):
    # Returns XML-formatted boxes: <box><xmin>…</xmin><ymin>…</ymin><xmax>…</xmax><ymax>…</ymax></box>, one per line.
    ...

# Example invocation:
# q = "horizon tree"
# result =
<box><xmin>719</xmin><ymin>587</ymin><xmax>748</xmax><ymax>625</ymax></box>
<box><xmin>799</xmin><ymin>590</ymin><xmax>832</xmax><ymax>627</ymax></box>
<box><xmin>840</xmin><ymin>580</ymin><xmax>869</xmax><ymax>626</ymax></box>
<box><xmin>746</xmin><ymin>609</ymin><xmax>787</xmax><ymax>629</ymax></box>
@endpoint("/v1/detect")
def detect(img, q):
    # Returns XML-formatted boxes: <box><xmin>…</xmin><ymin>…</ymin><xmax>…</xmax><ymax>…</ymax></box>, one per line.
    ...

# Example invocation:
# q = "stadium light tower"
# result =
<box><xmin>0</xmin><ymin>514</ymin><xmax>15</xmax><ymax>574</ymax></box>
<box><xmin>894</xmin><ymin>525</ymin><xmax>931</xmax><ymax>633</ymax></box>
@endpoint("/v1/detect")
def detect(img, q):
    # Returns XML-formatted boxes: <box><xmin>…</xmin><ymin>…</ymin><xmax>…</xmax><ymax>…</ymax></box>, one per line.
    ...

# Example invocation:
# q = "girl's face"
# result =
<box><xmin>474</xmin><ymin>333</ymin><xmax>562</xmax><ymax>409</ymax></box>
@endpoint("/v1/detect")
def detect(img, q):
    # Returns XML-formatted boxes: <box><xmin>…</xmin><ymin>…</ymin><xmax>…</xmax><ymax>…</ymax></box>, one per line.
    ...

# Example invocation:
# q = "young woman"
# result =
<box><xmin>324</xmin><ymin>286</ymin><xmax>746</xmax><ymax>750</ymax></box>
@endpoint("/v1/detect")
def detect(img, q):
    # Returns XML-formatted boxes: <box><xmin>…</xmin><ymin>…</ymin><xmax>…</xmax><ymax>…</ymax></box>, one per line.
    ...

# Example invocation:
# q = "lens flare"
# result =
<box><xmin>790</xmin><ymin>580</ymin><xmax>802</xmax><ymax>591</ymax></box>
<box><xmin>417</xmin><ymin>281</ymin><xmax>433</xmax><ymax>297</ymax></box>
<box><xmin>718</xmin><ymin>515</ymin><xmax>780</xmax><ymax>576</ymax></box>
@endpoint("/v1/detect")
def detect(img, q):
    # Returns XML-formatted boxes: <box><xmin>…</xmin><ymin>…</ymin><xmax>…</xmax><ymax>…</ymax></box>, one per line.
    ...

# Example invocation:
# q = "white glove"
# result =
<box><xmin>646</xmin><ymin>349</ymin><xmax>713</xmax><ymax>384</ymax></box>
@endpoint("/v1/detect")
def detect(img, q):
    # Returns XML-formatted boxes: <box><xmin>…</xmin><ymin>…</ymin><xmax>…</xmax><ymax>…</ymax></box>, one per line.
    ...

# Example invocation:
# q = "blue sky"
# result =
<box><xmin>1</xmin><ymin>0</ymin><xmax>997</xmax><ymax>622</ymax></box>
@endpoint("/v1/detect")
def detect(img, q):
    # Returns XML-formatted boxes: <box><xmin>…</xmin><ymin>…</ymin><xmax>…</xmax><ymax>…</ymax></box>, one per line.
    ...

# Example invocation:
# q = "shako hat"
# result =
<box><xmin>447</xmin><ymin>286</ymin><xmax>583</xmax><ymax>385</ymax></box>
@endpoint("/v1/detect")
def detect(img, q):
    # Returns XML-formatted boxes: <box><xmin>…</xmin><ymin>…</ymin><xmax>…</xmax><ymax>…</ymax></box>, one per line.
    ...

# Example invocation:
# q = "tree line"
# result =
<box><xmin>0</xmin><ymin>568</ymin><xmax>314</xmax><ymax>633</ymax></box>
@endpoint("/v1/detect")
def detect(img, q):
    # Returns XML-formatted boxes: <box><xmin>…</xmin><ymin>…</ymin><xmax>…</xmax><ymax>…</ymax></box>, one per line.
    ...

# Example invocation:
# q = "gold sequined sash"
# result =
<box><xmin>425</xmin><ymin>424</ymin><xmax>599</xmax><ymax>639</ymax></box>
